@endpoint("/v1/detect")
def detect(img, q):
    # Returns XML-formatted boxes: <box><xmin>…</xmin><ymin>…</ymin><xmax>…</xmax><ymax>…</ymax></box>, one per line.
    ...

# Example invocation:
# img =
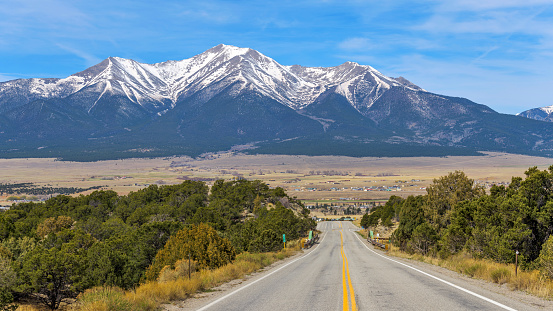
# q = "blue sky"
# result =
<box><xmin>1</xmin><ymin>0</ymin><xmax>552</xmax><ymax>114</ymax></box>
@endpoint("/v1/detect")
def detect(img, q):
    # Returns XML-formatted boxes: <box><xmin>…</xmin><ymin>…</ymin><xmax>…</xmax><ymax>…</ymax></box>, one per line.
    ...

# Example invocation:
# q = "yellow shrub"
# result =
<box><xmin>158</xmin><ymin>259</ymin><xmax>198</xmax><ymax>283</ymax></box>
<box><xmin>74</xmin><ymin>241</ymin><xmax>300</xmax><ymax>311</ymax></box>
<box><xmin>144</xmin><ymin>223</ymin><xmax>235</xmax><ymax>281</ymax></box>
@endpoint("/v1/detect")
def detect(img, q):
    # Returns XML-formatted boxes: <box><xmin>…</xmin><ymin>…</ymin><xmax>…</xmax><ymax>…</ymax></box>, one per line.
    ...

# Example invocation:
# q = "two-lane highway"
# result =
<box><xmin>194</xmin><ymin>221</ymin><xmax>544</xmax><ymax>311</ymax></box>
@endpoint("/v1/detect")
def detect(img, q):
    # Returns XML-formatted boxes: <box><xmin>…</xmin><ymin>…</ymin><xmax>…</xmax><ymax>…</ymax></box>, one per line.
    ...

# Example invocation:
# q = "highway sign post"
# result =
<box><xmin>515</xmin><ymin>249</ymin><xmax>519</xmax><ymax>276</ymax></box>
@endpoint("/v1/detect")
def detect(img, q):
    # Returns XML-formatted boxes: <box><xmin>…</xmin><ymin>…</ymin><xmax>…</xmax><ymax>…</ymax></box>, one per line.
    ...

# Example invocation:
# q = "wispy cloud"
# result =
<box><xmin>416</xmin><ymin>1</ymin><xmax>553</xmax><ymax>39</ymax></box>
<box><xmin>0</xmin><ymin>73</ymin><xmax>19</xmax><ymax>82</ymax></box>
<box><xmin>433</xmin><ymin>0</ymin><xmax>553</xmax><ymax>11</ymax></box>
<box><xmin>338</xmin><ymin>37</ymin><xmax>372</xmax><ymax>51</ymax></box>
<box><xmin>472</xmin><ymin>46</ymin><xmax>499</xmax><ymax>64</ymax></box>
<box><xmin>417</xmin><ymin>11</ymin><xmax>551</xmax><ymax>36</ymax></box>
<box><xmin>0</xmin><ymin>0</ymin><xmax>92</xmax><ymax>34</ymax></box>
<box><xmin>257</xmin><ymin>17</ymin><xmax>300</xmax><ymax>30</ymax></box>
<box><xmin>410</xmin><ymin>1</ymin><xmax>553</xmax><ymax>69</ymax></box>
<box><xmin>0</xmin><ymin>0</ymin><xmax>551</xmax><ymax>114</ymax></box>
<box><xmin>179</xmin><ymin>9</ymin><xmax>234</xmax><ymax>24</ymax></box>
<box><xmin>0</xmin><ymin>0</ymin><xmax>96</xmax><ymax>53</ymax></box>
<box><xmin>377</xmin><ymin>52</ymin><xmax>553</xmax><ymax>113</ymax></box>
<box><xmin>56</xmin><ymin>44</ymin><xmax>102</xmax><ymax>67</ymax></box>
<box><xmin>177</xmin><ymin>2</ymin><xmax>238</xmax><ymax>24</ymax></box>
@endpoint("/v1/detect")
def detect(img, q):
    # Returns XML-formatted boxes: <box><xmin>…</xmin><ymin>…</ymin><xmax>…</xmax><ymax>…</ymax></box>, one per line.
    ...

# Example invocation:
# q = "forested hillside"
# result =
<box><xmin>0</xmin><ymin>180</ymin><xmax>315</xmax><ymax>309</ymax></box>
<box><xmin>362</xmin><ymin>167</ymin><xmax>553</xmax><ymax>278</ymax></box>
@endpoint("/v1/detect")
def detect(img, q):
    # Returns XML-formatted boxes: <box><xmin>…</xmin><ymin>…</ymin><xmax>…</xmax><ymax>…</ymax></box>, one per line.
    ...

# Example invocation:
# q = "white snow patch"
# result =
<box><xmin>540</xmin><ymin>105</ymin><xmax>553</xmax><ymax>115</ymax></box>
<box><xmin>1</xmin><ymin>44</ymin><xmax>429</xmax><ymax>117</ymax></box>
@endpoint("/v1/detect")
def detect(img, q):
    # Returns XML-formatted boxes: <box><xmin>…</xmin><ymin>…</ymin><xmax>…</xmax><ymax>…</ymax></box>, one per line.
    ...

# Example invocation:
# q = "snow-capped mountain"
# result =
<box><xmin>2</xmin><ymin>44</ymin><xmax>553</xmax><ymax>160</ymax></box>
<box><xmin>518</xmin><ymin>105</ymin><xmax>553</xmax><ymax>122</ymax></box>
<box><xmin>0</xmin><ymin>44</ymin><xmax>421</xmax><ymax>118</ymax></box>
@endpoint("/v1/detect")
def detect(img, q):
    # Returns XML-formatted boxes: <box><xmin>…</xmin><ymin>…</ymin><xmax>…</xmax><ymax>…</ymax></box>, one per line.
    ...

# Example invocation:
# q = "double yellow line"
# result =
<box><xmin>340</xmin><ymin>223</ymin><xmax>357</xmax><ymax>311</ymax></box>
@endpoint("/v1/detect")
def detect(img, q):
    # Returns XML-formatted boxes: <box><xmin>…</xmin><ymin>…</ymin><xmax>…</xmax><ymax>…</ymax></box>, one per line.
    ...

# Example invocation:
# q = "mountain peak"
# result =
<box><xmin>60</xmin><ymin>45</ymin><xmax>433</xmax><ymax>112</ymax></box>
<box><xmin>341</xmin><ymin>61</ymin><xmax>360</xmax><ymax>67</ymax></box>
<box><xmin>518</xmin><ymin>104</ymin><xmax>553</xmax><ymax>122</ymax></box>
<box><xmin>1</xmin><ymin>44</ymin><xmax>435</xmax><ymax>119</ymax></box>
<box><xmin>205</xmin><ymin>44</ymin><xmax>253</xmax><ymax>58</ymax></box>
<box><xmin>71</xmin><ymin>58</ymin><xmax>111</xmax><ymax>79</ymax></box>
<box><xmin>2</xmin><ymin>44</ymin><xmax>552</xmax><ymax>159</ymax></box>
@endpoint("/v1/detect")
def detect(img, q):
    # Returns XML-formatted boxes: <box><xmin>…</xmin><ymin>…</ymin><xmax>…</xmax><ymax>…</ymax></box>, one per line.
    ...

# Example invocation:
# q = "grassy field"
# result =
<box><xmin>1</xmin><ymin>152</ymin><xmax>551</xmax><ymax>205</ymax></box>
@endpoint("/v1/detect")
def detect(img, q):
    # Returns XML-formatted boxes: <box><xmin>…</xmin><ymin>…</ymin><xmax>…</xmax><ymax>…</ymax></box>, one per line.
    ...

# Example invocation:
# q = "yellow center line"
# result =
<box><xmin>341</xmin><ymin>234</ymin><xmax>349</xmax><ymax>311</ymax></box>
<box><xmin>340</xmin><ymin>227</ymin><xmax>357</xmax><ymax>311</ymax></box>
<box><xmin>345</xmin><ymin>246</ymin><xmax>357</xmax><ymax>311</ymax></box>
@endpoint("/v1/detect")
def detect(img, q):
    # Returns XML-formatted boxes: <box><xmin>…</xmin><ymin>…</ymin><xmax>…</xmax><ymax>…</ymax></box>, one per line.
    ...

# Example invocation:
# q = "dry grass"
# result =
<box><xmin>73</xmin><ymin>243</ymin><xmax>300</xmax><ymax>311</ymax></box>
<box><xmin>16</xmin><ymin>299</ymin><xmax>75</xmax><ymax>311</ymax></box>
<box><xmin>387</xmin><ymin>249</ymin><xmax>553</xmax><ymax>298</ymax></box>
<box><xmin>356</xmin><ymin>228</ymin><xmax>368</xmax><ymax>239</ymax></box>
<box><xmin>158</xmin><ymin>259</ymin><xmax>198</xmax><ymax>283</ymax></box>
<box><xmin>3</xmin><ymin>152</ymin><xmax>552</xmax><ymax>204</ymax></box>
<box><xmin>72</xmin><ymin>287</ymin><xmax>139</xmax><ymax>311</ymax></box>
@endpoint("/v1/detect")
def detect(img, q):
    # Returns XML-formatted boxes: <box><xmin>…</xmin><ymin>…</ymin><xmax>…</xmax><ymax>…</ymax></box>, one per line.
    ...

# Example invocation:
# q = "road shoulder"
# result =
<box><xmin>161</xmin><ymin>233</ymin><xmax>326</xmax><ymax>311</ymax></box>
<box><xmin>353</xmin><ymin>231</ymin><xmax>553</xmax><ymax>310</ymax></box>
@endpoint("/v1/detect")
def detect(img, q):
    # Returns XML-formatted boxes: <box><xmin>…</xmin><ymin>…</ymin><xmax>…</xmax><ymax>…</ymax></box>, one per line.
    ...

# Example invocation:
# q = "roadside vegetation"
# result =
<box><xmin>76</xmin><ymin>245</ymin><xmax>300</xmax><ymax>311</ymax></box>
<box><xmin>0</xmin><ymin>180</ymin><xmax>315</xmax><ymax>310</ymax></box>
<box><xmin>386</xmin><ymin>249</ymin><xmax>553</xmax><ymax>298</ymax></box>
<box><xmin>361</xmin><ymin>167</ymin><xmax>553</xmax><ymax>298</ymax></box>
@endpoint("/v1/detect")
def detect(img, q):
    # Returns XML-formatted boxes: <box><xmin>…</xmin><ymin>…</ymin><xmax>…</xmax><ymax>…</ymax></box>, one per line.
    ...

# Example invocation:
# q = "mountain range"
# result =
<box><xmin>1</xmin><ymin>44</ymin><xmax>553</xmax><ymax>161</ymax></box>
<box><xmin>518</xmin><ymin>106</ymin><xmax>553</xmax><ymax>123</ymax></box>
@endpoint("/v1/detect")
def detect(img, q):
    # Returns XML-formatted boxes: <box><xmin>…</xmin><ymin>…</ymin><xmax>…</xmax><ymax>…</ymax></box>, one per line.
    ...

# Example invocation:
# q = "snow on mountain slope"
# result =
<box><xmin>542</xmin><ymin>106</ymin><xmax>553</xmax><ymax>115</ymax></box>
<box><xmin>0</xmin><ymin>76</ymin><xmax>85</xmax><ymax>113</ymax></box>
<box><xmin>4</xmin><ymin>44</ymin><xmax>553</xmax><ymax>160</ymax></box>
<box><xmin>518</xmin><ymin>105</ymin><xmax>553</xmax><ymax>122</ymax></box>
<box><xmin>165</xmin><ymin>44</ymin><xmax>424</xmax><ymax>111</ymax></box>
<box><xmin>0</xmin><ymin>44</ymin><xmax>424</xmax><ymax>117</ymax></box>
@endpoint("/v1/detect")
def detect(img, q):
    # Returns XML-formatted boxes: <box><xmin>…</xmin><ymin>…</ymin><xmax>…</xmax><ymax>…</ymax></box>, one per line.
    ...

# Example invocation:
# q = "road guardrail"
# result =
<box><xmin>368</xmin><ymin>237</ymin><xmax>388</xmax><ymax>250</ymax></box>
<box><xmin>302</xmin><ymin>234</ymin><xmax>319</xmax><ymax>249</ymax></box>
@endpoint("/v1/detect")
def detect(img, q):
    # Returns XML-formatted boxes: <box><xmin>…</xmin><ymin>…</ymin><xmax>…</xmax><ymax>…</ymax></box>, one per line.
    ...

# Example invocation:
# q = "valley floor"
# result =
<box><xmin>1</xmin><ymin>152</ymin><xmax>551</xmax><ymax>205</ymax></box>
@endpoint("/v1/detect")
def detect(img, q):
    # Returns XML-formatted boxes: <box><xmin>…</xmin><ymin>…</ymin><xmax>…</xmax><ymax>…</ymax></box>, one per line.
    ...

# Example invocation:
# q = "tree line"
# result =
<box><xmin>0</xmin><ymin>182</ymin><xmax>104</xmax><ymax>196</ymax></box>
<box><xmin>0</xmin><ymin>180</ymin><xmax>315</xmax><ymax>309</ymax></box>
<box><xmin>361</xmin><ymin>167</ymin><xmax>553</xmax><ymax>278</ymax></box>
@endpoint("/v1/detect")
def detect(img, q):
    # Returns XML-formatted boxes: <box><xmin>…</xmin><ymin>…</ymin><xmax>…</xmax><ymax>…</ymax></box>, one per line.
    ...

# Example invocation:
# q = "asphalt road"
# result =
<box><xmin>195</xmin><ymin>221</ymin><xmax>544</xmax><ymax>311</ymax></box>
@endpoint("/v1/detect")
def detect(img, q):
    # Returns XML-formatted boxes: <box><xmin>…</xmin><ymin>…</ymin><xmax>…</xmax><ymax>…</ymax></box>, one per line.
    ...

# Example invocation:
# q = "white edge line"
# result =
<box><xmin>352</xmin><ymin>231</ymin><xmax>518</xmax><ymax>311</ymax></box>
<box><xmin>196</xmin><ymin>228</ymin><xmax>328</xmax><ymax>311</ymax></box>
